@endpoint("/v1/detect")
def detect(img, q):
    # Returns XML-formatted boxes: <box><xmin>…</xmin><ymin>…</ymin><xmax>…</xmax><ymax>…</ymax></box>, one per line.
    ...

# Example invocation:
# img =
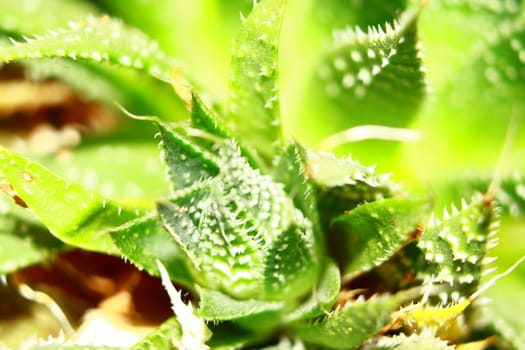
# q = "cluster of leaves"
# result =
<box><xmin>0</xmin><ymin>0</ymin><xmax>524</xmax><ymax>349</ymax></box>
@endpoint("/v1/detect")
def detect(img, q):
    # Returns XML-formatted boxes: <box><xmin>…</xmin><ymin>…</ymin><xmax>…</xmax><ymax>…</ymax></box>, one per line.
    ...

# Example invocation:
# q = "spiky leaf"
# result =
<box><xmin>316</xmin><ymin>9</ymin><xmax>426</xmax><ymax>124</ymax></box>
<box><xmin>308</xmin><ymin>151</ymin><xmax>397</xmax><ymax>222</ymax></box>
<box><xmin>156</xmin><ymin>121</ymin><xmax>219</xmax><ymax>191</ymax></box>
<box><xmin>332</xmin><ymin>198</ymin><xmax>429</xmax><ymax>276</ymax></box>
<box><xmin>109</xmin><ymin>214</ymin><xmax>194</xmax><ymax>288</ymax></box>
<box><xmin>441</xmin><ymin>171</ymin><xmax>525</xmax><ymax>218</ymax></box>
<box><xmin>197</xmin><ymin>288</ymin><xmax>286</xmax><ymax>322</ymax></box>
<box><xmin>417</xmin><ymin>195</ymin><xmax>499</xmax><ymax>299</ymax></box>
<box><xmin>370</xmin><ymin>332</ymin><xmax>454</xmax><ymax>350</ymax></box>
<box><xmin>0</xmin><ymin>146</ymin><xmax>139</xmax><ymax>255</ymax></box>
<box><xmin>285</xmin><ymin>259</ymin><xmax>341</xmax><ymax>322</ymax></box>
<box><xmin>228</xmin><ymin>0</ymin><xmax>287</xmax><ymax>161</ymax></box>
<box><xmin>158</xmin><ymin>140</ymin><xmax>319</xmax><ymax>301</ymax></box>
<box><xmin>130</xmin><ymin>316</ymin><xmax>182</xmax><ymax>350</ymax></box>
<box><xmin>0</xmin><ymin>16</ymin><xmax>176</xmax><ymax>80</ymax></box>
<box><xmin>190</xmin><ymin>92</ymin><xmax>261</xmax><ymax>169</ymax></box>
<box><xmin>274</xmin><ymin>143</ymin><xmax>321</xmax><ymax>228</ymax></box>
<box><xmin>295</xmin><ymin>8</ymin><xmax>426</xmax><ymax>168</ymax></box>
<box><xmin>291</xmin><ymin>292</ymin><xmax>412</xmax><ymax>350</ymax></box>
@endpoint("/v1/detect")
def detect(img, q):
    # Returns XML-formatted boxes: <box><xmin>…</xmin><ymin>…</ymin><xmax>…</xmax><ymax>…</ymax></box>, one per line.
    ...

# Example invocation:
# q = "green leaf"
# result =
<box><xmin>417</xmin><ymin>195</ymin><xmax>499</xmax><ymax>299</ymax></box>
<box><xmin>0</xmin><ymin>215</ymin><xmax>64</xmax><ymax>274</ymax></box>
<box><xmin>157</xmin><ymin>183</ymin><xmax>266</xmax><ymax>299</ymax></box>
<box><xmin>158</xmin><ymin>141</ymin><xmax>319</xmax><ymax>301</ymax></box>
<box><xmin>331</xmin><ymin>198</ymin><xmax>429</xmax><ymax>276</ymax></box>
<box><xmin>18</xmin><ymin>56</ymin><xmax>184</xmax><ymax>120</ymax></box>
<box><xmin>197</xmin><ymin>287</ymin><xmax>286</xmax><ymax>322</ymax></box>
<box><xmin>254</xmin><ymin>338</ymin><xmax>306</xmax><ymax>350</ymax></box>
<box><xmin>317</xmin><ymin>9</ymin><xmax>425</xmax><ymax>125</ymax></box>
<box><xmin>206</xmin><ymin>322</ymin><xmax>265</xmax><ymax>350</ymax></box>
<box><xmin>439</xmin><ymin>171</ymin><xmax>525</xmax><ymax>219</ymax></box>
<box><xmin>309</xmin><ymin>151</ymin><xmax>397</xmax><ymax>220</ymax></box>
<box><xmin>130</xmin><ymin>316</ymin><xmax>182</xmax><ymax>350</ymax></box>
<box><xmin>227</xmin><ymin>0</ymin><xmax>287</xmax><ymax>161</ymax></box>
<box><xmin>295</xmin><ymin>8</ymin><xmax>426</xmax><ymax>168</ymax></box>
<box><xmin>274</xmin><ymin>143</ymin><xmax>322</xmax><ymax>233</ymax></box>
<box><xmin>190</xmin><ymin>92</ymin><xmax>261</xmax><ymax>169</ymax></box>
<box><xmin>369</xmin><ymin>332</ymin><xmax>454</xmax><ymax>350</ymax></box>
<box><xmin>0</xmin><ymin>0</ymin><xmax>99</xmax><ymax>35</ymax></box>
<box><xmin>156</xmin><ymin>121</ymin><xmax>220</xmax><ymax>191</ymax></box>
<box><xmin>291</xmin><ymin>292</ymin><xmax>411</xmax><ymax>350</ymax></box>
<box><xmin>38</xmin><ymin>142</ymin><xmax>168</xmax><ymax>205</ymax></box>
<box><xmin>109</xmin><ymin>214</ymin><xmax>194</xmax><ymax>289</ymax></box>
<box><xmin>0</xmin><ymin>15</ymin><xmax>176</xmax><ymax>81</ymax></box>
<box><xmin>285</xmin><ymin>259</ymin><xmax>341</xmax><ymax>322</ymax></box>
<box><xmin>0</xmin><ymin>146</ymin><xmax>139</xmax><ymax>255</ymax></box>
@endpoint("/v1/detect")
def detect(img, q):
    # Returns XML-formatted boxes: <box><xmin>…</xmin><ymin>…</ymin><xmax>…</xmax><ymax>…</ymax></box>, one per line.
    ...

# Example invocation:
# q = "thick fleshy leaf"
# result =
<box><xmin>316</xmin><ymin>9</ymin><xmax>426</xmax><ymax>124</ymax></box>
<box><xmin>0</xmin><ymin>7</ymin><xmax>185</xmax><ymax>119</ymax></box>
<box><xmin>285</xmin><ymin>259</ymin><xmax>341</xmax><ymax>322</ymax></box>
<box><xmin>0</xmin><ymin>146</ymin><xmax>139</xmax><ymax>254</ymax></box>
<box><xmin>291</xmin><ymin>292</ymin><xmax>412</xmax><ymax>350</ymax></box>
<box><xmin>227</xmin><ymin>0</ymin><xmax>287</xmax><ymax>161</ymax></box>
<box><xmin>332</xmin><ymin>198</ymin><xmax>429</xmax><ymax>276</ymax></box>
<box><xmin>158</xmin><ymin>183</ymin><xmax>266</xmax><ymax>299</ymax></box>
<box><xmin>254</xmin><ymin>338</ymin><xmax>306</xmax><ymax>350</ymax></box>
<box><xmin>274</xmin><ymin>143</ymin><xmax>322</xmax><ymax>232</ymax></box>
<box><xmin>190</xmin><ymin>92</ymin><xmax>261</xmax><ymax>169</ymax></box>
<box><xmin>156</xmin><ymin>121</ymin><xmax>219</xmax><ymax>192</ymax></box>
<box><xmin>158</xmin><ymin>141</ymin><xmax>319</xmax><ymax>301</ymax></box>
<box><xmin>0</xmin><ymin>214</ymin><xmax>64</xmax><ymax>274</ymax></box>
<box><xmin>439</xmin><ymin>171</ymin><xmax>525</xmax><ymax>219</ymax></box>
<box><xmin>417</xmin><ymin>195</ymin><xmax>499</xmax><ymax>299</ymax></box>
<box><xmin>197</xmin><ymin>287</ymin><xmax>286</xmax><ymax>322</ymax></box>
<box><xmin>130</xmin><ymin>316</ymin><xmax>182</xmax><ymax>350</ymax></box>
<box><xmin>206</xmin><ymin>322</ymin><xmax>265</xmax><ymax>350</ymax></box>
<box><xmin>38</xmin><ymin>142</ymin><xmax>168</xmax><ymax>205</ymax></box>
<box><xmin>370</xmin><ymin>332</ymin><xmax>454</xmax><ymax>350</ymax></box>
<box><xmin>18</xmin><ymin>56</ymin><xmax>184</xmax><ymax>120</ymax></box>
<box><xmin>0</xmin><ymin>16</ymin><xmax>176</xmax><ymax>81</ymax></box>
<box><xmin>295</xmin><ymin>8</ymin><xmax>426</xmax><ymax>168</ymax></box>
<box><xmin>308</xmin><ymin>151</ymin><xmax>397</xmax><ymax>222</ymax></box>
<box><xmin>109</xmin><ymin>214</ymin><xmax>194</xmax><ymax>289</ymax></box>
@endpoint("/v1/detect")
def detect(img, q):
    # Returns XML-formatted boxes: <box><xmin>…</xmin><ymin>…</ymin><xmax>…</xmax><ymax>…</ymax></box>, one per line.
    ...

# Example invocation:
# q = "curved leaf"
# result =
<box><xmin>291</xmin><ymin>292</ymin><xmax>411</xmax><ymax>350</ymax></box>
<box><xmin>370</xmin><ymin>332</ymin><xmax>454</xmax><ymax>350</ymax></box>
<box><xmin>417</xmin><ymin>195</ymin><xmax>499</xmax><ymax>299</ymax></box>
<box><xmin>285</xmin><ymin>259</ymin><xmax>341</xmax><ymax>322</ymax></box>
<box><xmin>0</xmin><ymin>15</ymin><xmax>176</xmax><ymax>80</ymax></box>
<box><xmin>308</xmin><ymin>151</ymin><xmax>397</xmax><ymax>221</ymax></box>
<box><xmin>0</xmin><ymin>146</ymin><xmax>140</xmax><ymax>254</ymax></box>
<box><xmin>227</xmin><ymin>0</ymin><xmax>287</xmax><ymax>161</ymax></box>
<box><xmin>130</xmin><ymin>316</ymin><xmax>182</xmax><ymax>350</ymax></box>
<box><xmin>156</xmin><ymin>121</ymin><xmax>219</xmax><ymax>192</ymax></box>
<box><xmin>109</xmin><ymin>214</ymin><xmax>194</xmax><ymax>289</ymax></box>
<box><xmin>332</xmin><ymin>197</ymin><xmax>429</xmax><ymax>276</ymax></box>
<box><xmin>0</xmin><ymin>215</ymin><xmax>64</xmax><ymax>274</ymax></box>
<box><xmin>197</xmin><ymin>287</ymin><xmax>286</xmax><ymax>322</ymax></box>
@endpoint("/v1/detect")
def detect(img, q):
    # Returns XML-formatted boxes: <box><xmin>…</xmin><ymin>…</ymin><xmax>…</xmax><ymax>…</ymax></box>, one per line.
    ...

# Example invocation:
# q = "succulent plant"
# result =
<box><xmin>0</xmin><ymin>0</ymin><xmax>524</xmax><ymax>349</ymax></box>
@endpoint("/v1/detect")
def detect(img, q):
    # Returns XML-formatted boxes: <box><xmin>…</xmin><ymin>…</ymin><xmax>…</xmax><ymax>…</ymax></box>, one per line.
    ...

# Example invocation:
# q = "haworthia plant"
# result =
<box><xmin>0</xmin><ymin>0</ymin><xmax>524</xmax><ymax>349</ymax></box>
